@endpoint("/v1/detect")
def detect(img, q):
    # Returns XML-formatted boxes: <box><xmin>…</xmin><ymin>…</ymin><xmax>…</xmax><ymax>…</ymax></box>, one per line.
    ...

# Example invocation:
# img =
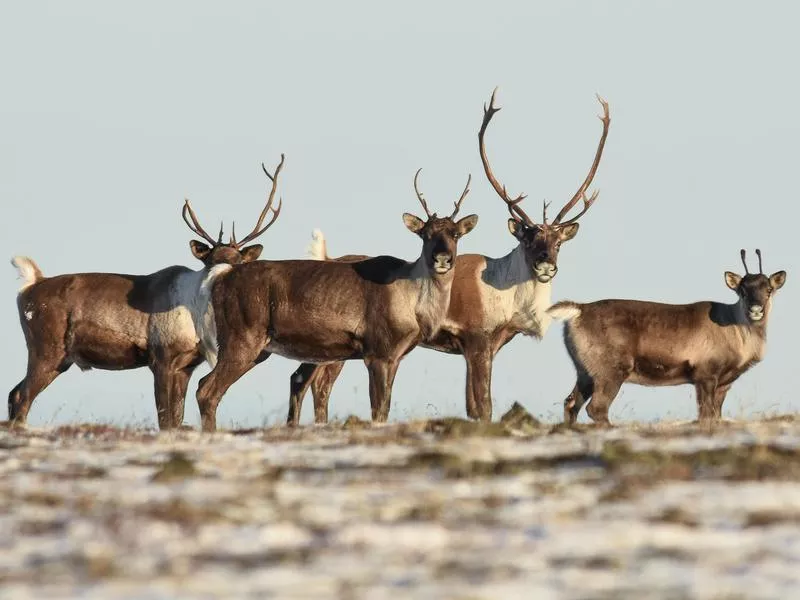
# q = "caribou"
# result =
<box><xmin>286</xmin><ymin>89</ymin><xmax>610</xmax><ymax>425</ymax></box>
<box><xmin>193</xmin><ymin>169</ymin><xmax>479</xmax><ymax>432</ymax></box>
<box><xmin>547</xmin><ymin>249</ymin><xmax>787</xmax><ymax>425</ymax></box>
<box><xmin>9</xmin><ymin>155</ymin><xmax>285</xmax><ymax>429</ymax></box>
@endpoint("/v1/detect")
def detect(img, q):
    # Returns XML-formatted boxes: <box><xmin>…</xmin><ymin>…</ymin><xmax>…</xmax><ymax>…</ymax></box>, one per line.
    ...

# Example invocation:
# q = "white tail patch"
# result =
<box><xmin>547</xmin><ymin>302</ymin><xmax>582</xmax><ymax>321</ymax></box>
<box><xmin>307</xmin><ymin>229</ymin><xmax>328</xmax><ymax>260</ymax></box>
<box><xmin>11</xmin><ymin>256</ymin><xmax>43</xmax><ymax>292</ymax></box>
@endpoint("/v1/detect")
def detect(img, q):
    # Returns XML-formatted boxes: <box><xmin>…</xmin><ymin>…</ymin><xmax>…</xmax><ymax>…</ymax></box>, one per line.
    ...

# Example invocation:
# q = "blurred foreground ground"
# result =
<box><xmin>2</xmin><ymin>410</ymin><xmax>800</xmax><ymax>599</ymax></box>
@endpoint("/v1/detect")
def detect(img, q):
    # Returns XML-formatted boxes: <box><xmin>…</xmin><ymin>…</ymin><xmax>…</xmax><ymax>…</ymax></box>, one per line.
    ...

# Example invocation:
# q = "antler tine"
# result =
<box><xmin>450</xmin><ymin>173</ymin><xmax>472</xmax><ymax>219</ymax></box>
<box><xmin>217</xmin><ymin>221</ymin><xmax>224</xmax><ymax>244</ymax></box>
<box><xmin>542</xmin><ymin>200</ymin><xmax>551</xmax><ymax>224</ymax></box>
<box><xmin>755</xmin><ymin>248</ymin><xmax>763</xmax><ymax>274</ymax></box>
<box><xmin>552</xmin><ymin>94</ymin><xmax>611</xmax><ymax>225</ymax></box>
<box><xmin>478</xmin><ymin>87</ymin><xmax>534</xmax><ymax>226</ymax></box>
<box><xmin>182</xmin><ymin>199</ymin><xmax>218</xmax><ymax>245</ymax></box>
<box><xmin>740</xmin><ymin>249</ymin><xmax>749</xmax><ymax>274</ymax></box>
<box><xmin>413</xmin><ymin>168</ymin><xmax>434</xmax><ymax>218</ymax></box>
<box><xmin>236</xmin><ymin>154</ymin><xmax>286</xmax><ymax>248</ymax></box>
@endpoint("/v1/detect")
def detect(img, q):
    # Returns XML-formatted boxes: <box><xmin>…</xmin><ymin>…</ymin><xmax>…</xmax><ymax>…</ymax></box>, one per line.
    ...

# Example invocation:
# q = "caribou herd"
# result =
<box><xmin>9</xmin><ymin>90</ymin><xmax>787</xmax><ymax>431</ymax></box>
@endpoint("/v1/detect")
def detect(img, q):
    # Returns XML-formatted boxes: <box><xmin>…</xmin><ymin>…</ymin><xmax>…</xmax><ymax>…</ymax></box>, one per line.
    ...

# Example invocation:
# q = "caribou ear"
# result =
<box><xmin>508</xmin><ymin>218</ymin><xmax>525</xmax><ymax>240</ymax></box>
<box><xmin>456</xmin><ymin>214</ymin><xmax>479</xmax><ymax>237</ymax></box>
<box><xmin>403</xmin><ymin>213</ymin><xmax>426</xmax><ymax>235</ymax></box>
<box><xmin>770</xmin><ymin>270</ymin><xmax>787</xmax><ymax>291</ymax></box>
<box><xmin>558</xmin><ymin>222</ymin><xmax>580</xmax><ymax>241</ymax></box>
<box><xmin>190</xmin><ymin>240</ymin><xmax>212</xmax><ymax>261</ymax></box>
<box><xmin>240</xmin><ymin>244</ymin><xmax>263</xmax><ymax>263</ymax></box>
<box><xmin>724</xmin><ymin>271</ymin><xmax>742</xmax><ymax>291</ymax></box>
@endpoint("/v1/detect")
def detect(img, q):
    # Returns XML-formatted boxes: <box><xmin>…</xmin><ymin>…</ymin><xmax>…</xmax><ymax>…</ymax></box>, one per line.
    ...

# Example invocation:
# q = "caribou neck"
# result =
<box><xmin>485</xmin><ymin>244</ymin><xmax>554</xmax><ymax>338</ymax></box>
<box><xmin>409</xmin><ymin>256</ymin><xmax>455</xmax><ymax>340</ymax></box>
<box><xmin>711</xmin><ymin>299</ymin><xmax>769</xmax><ymax>361</ymax></box>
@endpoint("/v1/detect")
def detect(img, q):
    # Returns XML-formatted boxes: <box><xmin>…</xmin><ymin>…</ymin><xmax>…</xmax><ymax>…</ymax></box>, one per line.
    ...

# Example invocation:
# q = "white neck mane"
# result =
<box><xmin>483</xmin><ymin>244</ymin><xmax>554</xmax><ymax>339</ymax></box>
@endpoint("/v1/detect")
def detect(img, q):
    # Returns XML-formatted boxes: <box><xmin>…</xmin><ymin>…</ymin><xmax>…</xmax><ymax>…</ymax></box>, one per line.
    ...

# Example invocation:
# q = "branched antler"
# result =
<box><xmin>182</xmin><ymin>199</ymin><xmax>218</xmax><ymax>245</ymax></box>
<box><xmin>552</xmin><ymin>94</ymin><xmax>611</xmax><ymax>226</ymax></box>
<box><xmin>450</xmin><ymin>174</ymin><xmax>471</xmax><ymax>219</ymax></box>
<box><xmin>478</xmin><ymin>87</ymin><xmax>534</xmax><ymax>226</ymax></box>
<box><xmin>413</xmin><ymin>168</ymin><xmax>434</xmax><ymax>218</ymax></box>
<box><xmin>235</xmin><ymin>154</ymin><xmax>286</xmax><ymax>248</ymax></box>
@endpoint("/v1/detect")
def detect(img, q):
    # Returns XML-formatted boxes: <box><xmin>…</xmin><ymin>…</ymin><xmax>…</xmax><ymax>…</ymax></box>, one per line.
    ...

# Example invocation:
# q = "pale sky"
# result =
<box><xmin>2</xmin><ymin>1</ymin><xmax>798</xmax><ymax>428</ymax></box>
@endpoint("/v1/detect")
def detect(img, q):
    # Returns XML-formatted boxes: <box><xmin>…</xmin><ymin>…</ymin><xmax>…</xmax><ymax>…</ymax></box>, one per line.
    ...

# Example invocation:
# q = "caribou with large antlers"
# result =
<box><xmin>548</xmin><ymin>250</ymin><xmax>786</xmax><ymax>425</ymax></box>
<box><xmin>9</xmin><ymin>155</ymin><xmax>285</xmax><ymax>429</ymax></box>
<box><xmin>194</xmin><ymin>169</ymin><xmax>478</xmax><ymax>432</ymax></box>
<box><xmin>287</xmin><ymin>89</ymin><xmax>611</xmax><ymax>424</ymax></box>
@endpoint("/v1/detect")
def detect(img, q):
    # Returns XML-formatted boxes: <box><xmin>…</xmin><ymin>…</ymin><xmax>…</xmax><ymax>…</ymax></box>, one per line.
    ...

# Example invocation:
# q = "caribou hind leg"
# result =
<box><xmin>563</xmin><ymin>373</ymin><xmax>594</xmax><ymax>425</ymax></box>
<box><xmin>311</xmin><ymin>362</ymin><xmax>345</xmax><ymax>423</ymax></box>
<box><xmin>288</xmin><ymin>362</ymin><xmax>318</xmax><ymax>426</ymax></box>
<box><xmin>196</xmin><ymin>343</ymin><xmax>269</xmax><ymax>433</ymax></box>
<box><xmin>584</xmin><ymin>378</ymin><xmax>622</xmax><ymax>426</ymax></box>
<box><xmin>8</xmin><ymin>357</ymin><xmax>67</xmax><ymax>425</ymax></box>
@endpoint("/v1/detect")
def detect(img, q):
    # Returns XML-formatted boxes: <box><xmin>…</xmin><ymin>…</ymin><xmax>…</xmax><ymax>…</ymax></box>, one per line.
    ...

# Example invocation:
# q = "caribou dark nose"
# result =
<box><xmin>433</xmin><ymin>253</ymin><xmax>453</xmax><ymax>274</ymax></box>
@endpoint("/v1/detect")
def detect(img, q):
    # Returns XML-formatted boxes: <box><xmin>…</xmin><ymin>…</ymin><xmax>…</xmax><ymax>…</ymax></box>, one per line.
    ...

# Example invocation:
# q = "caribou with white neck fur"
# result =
<box><xmin>9</xmin><ymin>155</ymin><xmax>284</xmax><ymax>429</ymax></box>
<box><xmin>287</xmin><ymin>88</ymin><xmax>611</xmax><ymax>424</ymax></box>
<box><xmin>548</xmin><ymin>249</ymin><xmax>787</xmax><ymax>425</ymax></box>
<box><xmin>194</xmin><ymin>169</ymin><xmax>478</xmax><ymax>432</ymax></box>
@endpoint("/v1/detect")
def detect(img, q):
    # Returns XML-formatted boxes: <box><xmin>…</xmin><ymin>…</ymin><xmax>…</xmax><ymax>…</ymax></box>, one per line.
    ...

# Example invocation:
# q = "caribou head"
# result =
<box><xmin>478</xmin><ymin>88</ymin><xmax>610</xmax><ymax>283</ymax></box>
<box><xmin>182</xmin><ymin>155</ymin><xmax>285</xmax><ymax>266</ymax></box>
<box><xmin>726</xmin><ymin>249</ymin><xmax>786</xmax><ymax>323</ymax></box>
<box><xmin>403</xmin><ymin>168</ymin><xmax>479</xmax><ymax>275</ymax></box>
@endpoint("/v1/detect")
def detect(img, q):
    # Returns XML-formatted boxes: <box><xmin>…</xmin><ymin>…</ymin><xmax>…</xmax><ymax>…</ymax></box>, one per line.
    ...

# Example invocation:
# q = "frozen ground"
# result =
<box><xmin>1</xmin><ymin>408</ymin><xmax>800</xmax><ymax>599</ymax></box>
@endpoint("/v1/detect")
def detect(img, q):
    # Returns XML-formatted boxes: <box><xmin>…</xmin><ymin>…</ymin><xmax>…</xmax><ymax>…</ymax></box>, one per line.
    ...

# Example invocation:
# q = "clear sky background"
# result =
<box><xmin>2</xmin><ymin>1</ymin><xmax>798</xmax><ymax>428</ymax></box>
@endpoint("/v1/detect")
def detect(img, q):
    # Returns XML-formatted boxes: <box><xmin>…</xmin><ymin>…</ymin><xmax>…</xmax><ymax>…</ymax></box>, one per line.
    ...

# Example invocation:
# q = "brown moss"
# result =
<box><xmin>423</xmin><ymin>418</ymin><xmax>510</xmax><ymax>438</ymax></box>
<box><xmin>150</xmin><ymin>451</ymin><xmax>198</xmax><ymax>482</ymax></box>
<box><xmin>499</xmin><ymin>402</ymin><xmax>542</xmax><ymax>432</ymax></box>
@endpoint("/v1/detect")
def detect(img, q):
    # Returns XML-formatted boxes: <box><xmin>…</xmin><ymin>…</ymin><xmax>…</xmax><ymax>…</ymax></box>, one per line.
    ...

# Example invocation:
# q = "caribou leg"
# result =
<box><xmin>584</xmin><ymin>378</ymin><xmax>622</xmax><ymax>426</ymax></box>
<box><xmin>311</xmin><ymin>362</ymin><xmax>345</xmax><ymax>423</ymax></box>
<box><xmin>8</xmin><ymin>356</ymin><xmax>66</xmax><ymax>425</ymax></box>
<box><xmin>464</xmin><ymin>344</ymin><xmax>493</xmax><ymax>421</ymax></box>
<box><xmin>196</xmin><ymin>346</ymin><xmax>268</xmax><ymax>433</ymax></box>
<box><xmin>288</xmin><ymin>362</ymin><xmax>318</xmax><ymax>426</ymax></box>
<box><xmin>563</xmin><ymin>373</ymin><xmax>594</xmax><ymax>425</ymax></box>
<box><xmin>365</xmin><ymin>357</ymin><xmax>399</xmax><ymax>422</ymax></box>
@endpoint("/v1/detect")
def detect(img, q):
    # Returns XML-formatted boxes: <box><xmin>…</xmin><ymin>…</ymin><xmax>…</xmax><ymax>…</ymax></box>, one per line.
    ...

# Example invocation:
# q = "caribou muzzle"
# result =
<box><xmin>534</xmin><ymin>261</ymin><xmax>557</xmax><ymax>283</ymax></box>
<box><xmin>433</xmin><ymin>252</ymin><xmax>454</xmax><ymax>274</ymax></box>
<box><xmin>748</xmin><ymin>304</ymin><xmax>765</xmax><ymax>321</ymax></box>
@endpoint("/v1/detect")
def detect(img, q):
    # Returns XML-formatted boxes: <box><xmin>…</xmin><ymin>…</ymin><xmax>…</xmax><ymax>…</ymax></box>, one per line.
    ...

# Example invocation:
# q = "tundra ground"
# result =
<box><xmin>2</xmin><ymin>409</ymin><xmax>800</xmax><ymax>599</ymax></box>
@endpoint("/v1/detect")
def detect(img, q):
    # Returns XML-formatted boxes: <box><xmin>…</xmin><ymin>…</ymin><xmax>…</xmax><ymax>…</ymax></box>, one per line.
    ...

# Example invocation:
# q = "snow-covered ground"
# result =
<box><xmin>2</xmin><ymin>414</ymin><xmax>800</xmax><ymax>599</ymax></box>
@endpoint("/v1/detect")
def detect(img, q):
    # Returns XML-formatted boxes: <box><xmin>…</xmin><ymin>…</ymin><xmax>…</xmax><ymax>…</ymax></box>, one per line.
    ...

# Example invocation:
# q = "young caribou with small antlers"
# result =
<box><xmin>9</xmin><ymin>155</ymin><xmax>285</xmax><ymax>429</ymax></box>
<box><xmin>286</xmin><ymin>89</ymin><xmax>610</xmax><ymax>425</ymax></box>
<box><xmin>194</xmin><ymin>169</ymin><xmax>479</xmax><ymax>432</ymax></box>
<box><xmin>548</xmin><ymin>249</ymin><xmax>787</xmax><ymax>425</ymax></box>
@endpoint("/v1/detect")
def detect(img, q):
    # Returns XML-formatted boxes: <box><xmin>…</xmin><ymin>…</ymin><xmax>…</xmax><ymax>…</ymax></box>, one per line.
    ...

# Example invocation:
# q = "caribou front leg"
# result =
<box><xmin>464</xmin><ymin>343</ymin><xmax>494</xmax><ymax>421</ymax></box>
<box><xmin>365</xmin><ymin>357</ymin><xmax>400</xmax><ymax>422</ymax></box>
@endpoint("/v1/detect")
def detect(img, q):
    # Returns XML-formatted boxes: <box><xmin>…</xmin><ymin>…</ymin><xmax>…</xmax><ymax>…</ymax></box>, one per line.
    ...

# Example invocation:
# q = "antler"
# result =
<box><xmin>552</xmin><ymin>94</ymin><xmax>611</xmax><ymax>226</ymax></box>
<box><xmin>740</xmin><ymin>249</ymin><xmax>750</xmax><ymax>274</ymax></box>
<box><xmin>182</xmin><ymin>199</ymin><xmax>218</xmax><ymax>246</ymax></box>
<box><xmin>413</xmin><ymin>168</ymin><xmax>434</xmax><ymax>218</ymax></box>
<box><xmin>450</xmin><ymin>174</ymin><xmax>471</xmax><ymax>219</ymax></box>
<box><xmin>234</xmin><ymin>154</ymin><xmax>286</xmax><ymax>248</ymax></box>
<box><xmin>478</xmin><ymin>87</ymin><xmax>534</xmax><ymax>226</ymax></box>
<box><xmin>755</xmin><ymin>248</ymin><xmax>763</xmax><ymax>274</ymax></box>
